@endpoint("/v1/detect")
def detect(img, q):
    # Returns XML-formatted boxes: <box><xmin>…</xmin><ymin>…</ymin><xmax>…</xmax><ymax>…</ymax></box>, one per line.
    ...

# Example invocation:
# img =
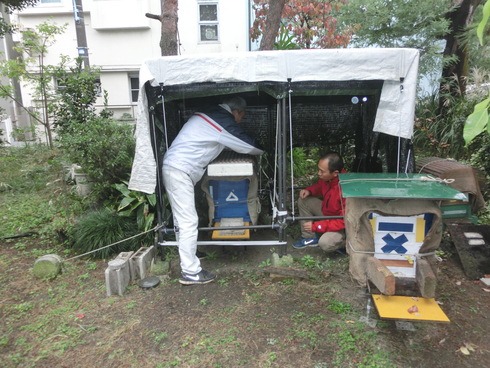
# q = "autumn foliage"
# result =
<box><xmin>250</xmin><ymin>0</ymin><xmax>353</xmax><ymax>49</ymax></box>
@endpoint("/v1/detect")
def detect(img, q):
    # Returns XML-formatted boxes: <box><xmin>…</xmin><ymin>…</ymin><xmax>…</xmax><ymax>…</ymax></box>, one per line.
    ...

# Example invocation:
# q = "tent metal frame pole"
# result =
<box><xmin>148</xmin><ymin>106</ymin><xmax>166</xmax><ymax>245</ymax></box>
<box><xmin>150</xmin><ymin>83</ymin><xmax>171</xmax><ymax>246</ymax></box>
<box><xmin>276</xmin><ymin>97</ymin><xmax>288</xmax><ymax>242</ymax></box>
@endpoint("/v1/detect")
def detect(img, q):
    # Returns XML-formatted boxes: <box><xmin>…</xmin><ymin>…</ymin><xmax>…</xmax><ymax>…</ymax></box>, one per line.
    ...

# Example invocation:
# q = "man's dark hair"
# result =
<box><xmin>320</xmin><ymin>152</ymin><xmax>344</xmax><ymax>172</ymax></box>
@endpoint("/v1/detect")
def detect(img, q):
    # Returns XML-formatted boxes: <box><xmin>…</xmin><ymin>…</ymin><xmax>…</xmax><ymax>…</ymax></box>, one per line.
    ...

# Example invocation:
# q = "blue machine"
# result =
<box><xmin>209</xmin><ymin>179</ymin><xmax>250</xmax><ymax>222</ymax></box>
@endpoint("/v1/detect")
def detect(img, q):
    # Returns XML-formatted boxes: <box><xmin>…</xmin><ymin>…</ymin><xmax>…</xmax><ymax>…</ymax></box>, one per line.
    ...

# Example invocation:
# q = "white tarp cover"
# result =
<box><xmin>129</xmin><ymin>48</ymin><xmax>420</xmax><ymax>193</ymax></box>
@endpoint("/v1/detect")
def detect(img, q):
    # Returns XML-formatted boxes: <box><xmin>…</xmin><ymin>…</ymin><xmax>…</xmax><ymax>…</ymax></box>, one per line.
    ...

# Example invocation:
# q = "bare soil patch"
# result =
<box><xmin>1</xmin><ymin>235</ymin><xmax>489</xmax><ymax>368</ymax></box>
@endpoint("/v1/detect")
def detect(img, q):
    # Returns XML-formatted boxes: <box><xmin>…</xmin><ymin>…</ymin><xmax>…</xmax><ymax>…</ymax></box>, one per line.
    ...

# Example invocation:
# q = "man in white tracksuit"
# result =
<box><xmin>162</xmin><ymin>96</ymin><xmax>263</xmax><ymax>285</ymax></box>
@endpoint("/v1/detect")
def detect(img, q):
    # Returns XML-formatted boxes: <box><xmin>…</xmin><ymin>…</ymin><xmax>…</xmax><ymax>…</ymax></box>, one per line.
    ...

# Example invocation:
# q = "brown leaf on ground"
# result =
<box><xmin>407</xmin><ymin>305</ymin><xmax>419</xmax><ymax>314</ymax></box>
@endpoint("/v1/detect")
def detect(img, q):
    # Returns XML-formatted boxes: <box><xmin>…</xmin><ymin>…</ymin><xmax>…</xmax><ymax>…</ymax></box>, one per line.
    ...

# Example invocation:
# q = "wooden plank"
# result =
<box><xmin>212</xmin><ymin>220</ymin><xmax>250</xmax><ymax>240</ymax></box>
<box><xmin>372</xmin><ymin>294</ymin><xmax>450</xmax><ymax>322</ymax></box>
<box><xmin>378</xmin><ymin>259</ymin><xmax>414</xmax><ymax>268</ymax></box>
<box><xmin>416</xmin><ymin>258</ymin><xmax>437</xmax><ymax>298</ymax></box>
<box><xmin>366</xmin><ymin>257</ymin><xmax>396</xmax><ymax>295</ymax></box>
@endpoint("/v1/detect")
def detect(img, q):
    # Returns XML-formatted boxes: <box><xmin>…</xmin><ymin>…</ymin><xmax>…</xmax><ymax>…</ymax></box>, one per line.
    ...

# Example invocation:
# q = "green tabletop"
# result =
<box><xmin>339</xmin><ymin>173</ymin><xmax>468</xmax><ymax>201</ymax></box>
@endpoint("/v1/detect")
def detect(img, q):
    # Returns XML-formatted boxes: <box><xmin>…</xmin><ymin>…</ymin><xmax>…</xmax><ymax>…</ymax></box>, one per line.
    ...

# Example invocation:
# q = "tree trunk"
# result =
<box><xmin>146</xmin><ymin>0</ymin><xmax>179</xmax><ymax>56</ymax></box>
<box><xmin>160</xmin><ymin>0</ymin><xmax>179</xmax><ymax>56</ymax></box>
<box><xmin>439</xmin><ymin>0</ymin><xmax>482</xmax><ymax>103</ymax></box>
<box><xmin>259</xmin><ymin>0</ymin><xmax>287</xmax><ymax>50</ymax></box>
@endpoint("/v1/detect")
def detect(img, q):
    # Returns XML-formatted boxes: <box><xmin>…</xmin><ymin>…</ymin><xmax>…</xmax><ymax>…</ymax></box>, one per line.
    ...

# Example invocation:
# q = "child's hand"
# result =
<box><xmin>303</xmin><ymin>221</ymin><xmax>313</xmax><ymax>232</ymax></box>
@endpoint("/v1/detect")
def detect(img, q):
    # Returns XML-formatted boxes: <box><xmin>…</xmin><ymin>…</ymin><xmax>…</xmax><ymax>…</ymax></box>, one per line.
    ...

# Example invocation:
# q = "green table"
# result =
<box><xmin>339</xmin><ymin>173</ymin><xmax>468</xmax><ymax>201</ymax></box>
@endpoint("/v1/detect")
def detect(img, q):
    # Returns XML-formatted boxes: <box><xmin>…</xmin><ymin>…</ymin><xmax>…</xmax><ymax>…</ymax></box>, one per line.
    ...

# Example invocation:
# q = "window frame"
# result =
<box><xmin>129</xmin><ymin>75</ymin><xmax>139</xmax><ymax>104</ymax></box>
<box><xmin>197</xmin><ymin>1</ymin><xmax>219</xmax><ymax>43</ymax></box>
<box><xmin>55</xmin><ymin>76</ymin><xmax>101</xmax><ymax>97</ymax></box>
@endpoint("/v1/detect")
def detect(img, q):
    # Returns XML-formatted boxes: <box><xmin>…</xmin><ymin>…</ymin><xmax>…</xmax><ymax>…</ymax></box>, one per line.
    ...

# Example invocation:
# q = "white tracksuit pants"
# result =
<box><xmin>162</xmin><ymin>165</ymin><xmax>201</xmax><ymax>275</ymax></box>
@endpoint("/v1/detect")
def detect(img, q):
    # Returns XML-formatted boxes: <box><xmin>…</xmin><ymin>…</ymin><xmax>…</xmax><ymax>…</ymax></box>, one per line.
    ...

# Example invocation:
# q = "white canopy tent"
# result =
<box><xmin>140</xmin><ymin>48</ymin><xmax>419</xmax><ymax>138</ymax></box>
<box><xmin>130</xmin><ymin>48</ymin><xmax>420</xmax><ymax>194</ymax></box>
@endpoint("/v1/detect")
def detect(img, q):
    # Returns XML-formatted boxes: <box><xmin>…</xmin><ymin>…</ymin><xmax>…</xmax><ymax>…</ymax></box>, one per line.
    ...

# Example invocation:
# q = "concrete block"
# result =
<box><xmin>271</xmin><ymin>252</ymin><xmax>294</xmax><ymax>267</ymax></box>
<box><xmin>116</xmin><ymin>251</ymin><xmax>134</xmax><ymax>262</ymax></box>
<box><xmin>105</xmin><ymin>251</ymin><xmax>133</xmax><ymax>296</ymax></box>
<box><xmin>395</xmin><ymin>321</ymin><xmax>416</xmax><ymax>331</ymax></box>
<box><xmin>416</xmin><ymin>258</ymin><xmax>437</xmax><ymax>298</ymax></box>
<box><xmin>366</xmin><ymin>256</ymin><xmax>396</xmax><ymax>295</ymax></box>
<box><xmin>129</xmin><ymin>246</ymin><xmax>155</xmax><ymax>281</ymax></box>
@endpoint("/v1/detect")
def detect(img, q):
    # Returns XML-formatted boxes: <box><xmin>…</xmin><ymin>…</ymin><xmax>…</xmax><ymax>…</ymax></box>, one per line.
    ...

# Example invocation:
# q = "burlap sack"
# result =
<box><xmin>345</xmin><ymin>197</ymin><xmax>442</xmax><ymax>285</ymax></box>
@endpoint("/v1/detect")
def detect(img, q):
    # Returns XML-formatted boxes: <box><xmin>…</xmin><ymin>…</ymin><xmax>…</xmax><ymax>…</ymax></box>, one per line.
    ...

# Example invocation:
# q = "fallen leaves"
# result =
<box><xmin>458</xmin><ymin>342</ymin><xmax>478</xmax><ymax>355</ymax></box>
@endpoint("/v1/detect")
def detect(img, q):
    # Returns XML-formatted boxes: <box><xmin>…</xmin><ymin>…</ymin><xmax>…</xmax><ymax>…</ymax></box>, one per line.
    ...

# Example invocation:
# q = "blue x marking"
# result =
<box><xmin>381</xmin><ymin>234</ymin><xmax>408</xmax><ymax>254</ymax></box>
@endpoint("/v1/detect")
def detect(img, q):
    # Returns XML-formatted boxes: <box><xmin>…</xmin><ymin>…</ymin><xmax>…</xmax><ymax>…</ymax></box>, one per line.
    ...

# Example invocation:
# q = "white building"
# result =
<box><xmin>3</xmin><ymin>0</ymin><xmax>257</xmax><ymax>143</ymax></box>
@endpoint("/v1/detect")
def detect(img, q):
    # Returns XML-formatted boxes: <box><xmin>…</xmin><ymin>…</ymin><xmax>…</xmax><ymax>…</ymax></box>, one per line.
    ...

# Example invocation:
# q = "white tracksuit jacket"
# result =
<box><xmin>128</xmin><ymin>103</ymin><xmax>263</xmax><ymax>192</ymax></box>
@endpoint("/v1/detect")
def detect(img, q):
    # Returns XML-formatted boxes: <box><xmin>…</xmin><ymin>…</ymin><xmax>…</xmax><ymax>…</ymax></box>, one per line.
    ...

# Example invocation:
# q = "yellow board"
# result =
<box><xmin>415</xmin><ymin>217</ymin><xmax>425</xmax><ymax>242</ymax></box>
<box><xmin>212</xmin><ymin>221</ymin><xmax>250</xmax><ymax>240</ymax></box>
<box><xmin>372</xmin><ymin>294</ymin><xmax>450</xmax><ymax>322</ymax></box>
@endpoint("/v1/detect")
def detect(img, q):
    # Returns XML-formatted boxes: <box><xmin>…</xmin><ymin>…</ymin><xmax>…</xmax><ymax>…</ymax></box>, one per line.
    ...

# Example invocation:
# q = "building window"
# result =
<box><xmin>130</xmin><ymin>76</ymin><xmax>139</xmax><ymax>103</ymax></box>
<box><xmin>199</xmin><ymin>2</ymin><xmax>218</xmax><ymax>42</ymax></box>
<box><xmin>56</xmin><ymin>77</ymin><xmax>101</xmax><ymax>97</ymax></box>
<box><xmin>95</xmin><ymin>79</ymin><xmax>102</xmax><ymax>97</ymax></box>
<box><xmin>55</xmin><ymin>78</ymin><xmax>66</xmax><ymax>91</ymax></box>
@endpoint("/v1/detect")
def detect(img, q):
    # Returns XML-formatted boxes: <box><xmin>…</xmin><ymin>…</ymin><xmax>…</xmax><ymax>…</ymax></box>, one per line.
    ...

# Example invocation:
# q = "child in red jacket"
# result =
<box><xmin>293</xmin><ymin>152</ymin><xmax>346</xmax><ymax>252</ymax></box>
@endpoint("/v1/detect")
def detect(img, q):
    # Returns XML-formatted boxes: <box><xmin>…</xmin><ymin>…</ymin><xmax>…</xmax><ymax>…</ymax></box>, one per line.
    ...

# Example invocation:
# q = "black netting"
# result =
<box><xmin>144</xmin><ymin>79</ymin><xmax>412</xmax><ymax>175</ymax></box>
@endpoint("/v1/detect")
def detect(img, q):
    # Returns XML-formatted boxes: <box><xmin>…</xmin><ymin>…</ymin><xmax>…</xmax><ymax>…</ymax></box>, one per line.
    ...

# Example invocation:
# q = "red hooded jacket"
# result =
<box><xmin>305</xmin><ymin>171</ymin><xmax>345</xmax><ymax>233</ymax></box>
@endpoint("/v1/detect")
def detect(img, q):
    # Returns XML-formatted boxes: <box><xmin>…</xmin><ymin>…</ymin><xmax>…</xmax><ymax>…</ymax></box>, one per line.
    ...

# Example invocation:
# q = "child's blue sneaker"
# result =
<box><xmin>292</xmin><ymin>237</ymin><xmax>319</xmax><ymax>249</ymax></box>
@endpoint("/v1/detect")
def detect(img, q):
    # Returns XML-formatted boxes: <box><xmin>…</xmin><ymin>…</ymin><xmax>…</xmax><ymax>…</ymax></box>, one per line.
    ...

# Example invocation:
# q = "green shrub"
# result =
<box><xmin>50</xmin><ymin>58</ymin><xmax>134</xmax><ymax>201</ymax></box>
<box><xmin>413</xmin><ymin>93</ymin><xmax>476</xmax><ymax>159</ymax></box>
<box><xmin>115</xmin><ymin>181</ymin><xmax>157</xmax><ymax>232</ymax></box>
<box><xmin>70</xmin><ymin>208</ymin><xmax>153</xmax><ymax>259</ymax></box>
<box><xmin>58</xmin><ymin>118</ymin><xmax>135</xmax><ymax>200</ymax></box>
<box><xmin>468</xmin><ymin>133</ymin><xmax>490</xmax><ymax>177</ymax></box>
<box><xmin>50</xmin><ymin>58</ymin><xmax>104</xmax><ymax>134</ymax></box>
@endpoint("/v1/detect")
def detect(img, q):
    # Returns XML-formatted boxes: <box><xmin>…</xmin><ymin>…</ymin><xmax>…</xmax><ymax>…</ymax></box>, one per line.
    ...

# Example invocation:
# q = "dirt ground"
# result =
<box><xmin>1</xmin><ymin>231</ymin><xmax>489</xmax><ymax>368</ymax></box>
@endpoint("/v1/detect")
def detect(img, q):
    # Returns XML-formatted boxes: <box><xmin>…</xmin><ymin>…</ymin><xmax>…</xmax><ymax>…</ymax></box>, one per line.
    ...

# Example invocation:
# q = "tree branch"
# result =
<box><xmin>145</xmin><ymin>13</ymin><xmax>162</xmax><ymax>22</ymax></box>
<box><xmin>0</xmin><ymin>85</ymin><xmax>44</xmax><ymax>126</ymax></box>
